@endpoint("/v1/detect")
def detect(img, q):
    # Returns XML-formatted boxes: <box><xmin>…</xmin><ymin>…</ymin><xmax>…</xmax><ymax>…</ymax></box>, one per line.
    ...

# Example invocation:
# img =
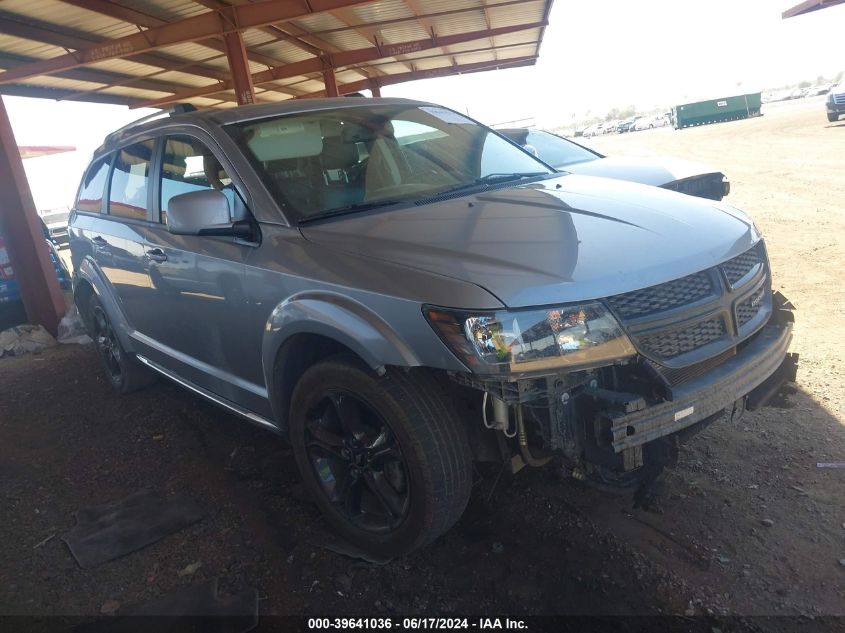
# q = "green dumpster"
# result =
<box><xmin>671</xmin><ymin>93</ymin><xmax>762</xmax><ymax>129</ymax></box>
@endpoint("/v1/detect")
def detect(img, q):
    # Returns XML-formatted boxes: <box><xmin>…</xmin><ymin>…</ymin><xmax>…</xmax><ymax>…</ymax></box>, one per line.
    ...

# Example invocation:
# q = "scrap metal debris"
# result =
<box><xmin>64</xmin><ymin>489</ymin><xmax>205</xmax><ymax>568</ymax></box>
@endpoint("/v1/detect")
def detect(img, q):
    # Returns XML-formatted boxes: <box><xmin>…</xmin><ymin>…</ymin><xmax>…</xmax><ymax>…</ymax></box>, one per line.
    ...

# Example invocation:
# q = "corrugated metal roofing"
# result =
<box><xmin>116</xmin><ymin>0</ymin><xmax>210</xmax><ymax>21</ymax></box>
<box><xmin>0</xmin><ymin>0</ymin><xmax>552</xmax><ymax>107</ymax></box>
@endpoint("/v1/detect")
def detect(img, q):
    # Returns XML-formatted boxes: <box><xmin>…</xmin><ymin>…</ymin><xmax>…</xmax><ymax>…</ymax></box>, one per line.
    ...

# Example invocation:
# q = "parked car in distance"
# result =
<box><xmin>826</xmin><ymin>82</ymin><xmax>845</xmax><ymax>122</ymax></box>
<box><xmin>638</xmin><ymin>114</ymin><xmax>670</xmax><ymax>130</ymax></box>
<box><xmin>616</xmin><ymin>117</ymin><xmax>638</xmax><ymax>133</ymax></box>
<box><xmin>70</xmin><ymin>99</ymin><xmax>795</xmax><ymax>556</ymax></box>
<box><xmin>0</xmin><ymin>228</ymin><xmax>71</xmax><ymax>329</ymax></box>
<box><xmin>634</xmin><ymin>116</ymin><xmax>656</xmax><ymax>131</ymax></box>
<box><xmin>581</xmin><ymin>123</ymin><xmax>600</xmax><ymax>137</ymax></box>
<box><xmin>502</xmin><ymin>127</ymin><xmax>731</xmax><ymax>200</ymax></box>
<box><xmin>39</xmin><ymin>207</ymin><xmax>71</xmax><ymax>246</ymax></box>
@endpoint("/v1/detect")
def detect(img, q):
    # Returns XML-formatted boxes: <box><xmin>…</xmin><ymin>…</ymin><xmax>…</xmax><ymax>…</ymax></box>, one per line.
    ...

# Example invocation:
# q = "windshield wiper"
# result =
<box><xmin>298</xmin><ymin>199</ymin><xmax>406</xmax><ymax>225</ymax></box>
<box><xmin>433</xmin><ymin>172</ymin><xmax>550</xmax><ymax>198</ymax></box>
<box><xmin>476</xmin><ymin>171</ymin><xmax>549</xmax><ymax>184</ymax></box>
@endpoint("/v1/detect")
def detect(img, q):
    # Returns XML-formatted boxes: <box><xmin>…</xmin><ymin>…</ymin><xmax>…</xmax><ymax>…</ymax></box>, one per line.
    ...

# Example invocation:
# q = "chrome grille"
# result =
<box><xmin>638</xmin><ymin>317</ymin><xmax>726</xmax><ymax>359</ymax></box>
<box><xmin>606</xmin><ymin>272</ymin><xmax>713</xmax><ymax>319</ymax></box>
<box><xmin>833</xmin><ymin>92</ymin><xmax>845</xmax><ymax>105</ymax></box>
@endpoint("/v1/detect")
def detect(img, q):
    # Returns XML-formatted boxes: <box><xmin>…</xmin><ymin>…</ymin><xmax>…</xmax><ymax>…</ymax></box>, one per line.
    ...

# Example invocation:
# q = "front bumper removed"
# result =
<box><xmin>604</xmin><ymin>318</ymin><xmax>795</xmax><ymax>454</ymax></box>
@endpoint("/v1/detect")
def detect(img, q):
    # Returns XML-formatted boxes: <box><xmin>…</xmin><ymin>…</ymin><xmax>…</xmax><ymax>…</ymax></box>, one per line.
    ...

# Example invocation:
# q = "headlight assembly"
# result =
<box><xmin>425</xmin><ymin>302</ymin><xmax>636</xmax><ymax>375</ymax></box>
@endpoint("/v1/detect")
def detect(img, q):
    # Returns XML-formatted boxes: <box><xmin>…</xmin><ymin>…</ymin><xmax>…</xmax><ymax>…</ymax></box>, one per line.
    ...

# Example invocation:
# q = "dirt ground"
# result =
<box><xmin>1</xmin><ymin>100</ymin><xmax>844</xmax><ymax>625</ymax></box>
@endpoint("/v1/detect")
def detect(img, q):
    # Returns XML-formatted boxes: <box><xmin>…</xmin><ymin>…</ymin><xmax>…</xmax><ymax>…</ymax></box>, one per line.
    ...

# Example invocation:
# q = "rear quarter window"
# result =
<box><xmin>108</xmin><ymin>140</ymin><xmax>155</xmax><ymax>220</ymax></box>
<box><xmin>76</xmin><ymin>155</ymin><xmax>111</xmax><ymax>213</ymax></box>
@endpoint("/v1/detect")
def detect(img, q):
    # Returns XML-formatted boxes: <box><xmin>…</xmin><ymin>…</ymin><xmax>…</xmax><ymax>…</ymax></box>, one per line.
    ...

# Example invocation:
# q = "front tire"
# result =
<box><xmin>288</xmin><ymin>356</ymin><xmax>472</xmax><ymax>557</ymax></box>
<box><xmin>828</xmin><ymin>113</ymin><xmax>839</xmax><ymax>123</ymax></box>
<box><xmin>87</xmin><ymin>294</ymin><xmax>156</xmax><ymax>394</ymax></box>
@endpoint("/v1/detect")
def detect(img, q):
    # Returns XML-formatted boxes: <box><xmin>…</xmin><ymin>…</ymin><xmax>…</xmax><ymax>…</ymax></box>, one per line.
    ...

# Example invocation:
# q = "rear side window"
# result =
<box><xmin>160</xmin><ymin>135</ymin><xmax>239</xmax><ymax>224</ymax></box>
<box><xmin>109</xmin><ymin>140</ymin><xmax>155</xmax><ymax>220</ymax></box>
<box><xmin>76</xmin><ymin>155</ymin><xmax>111</xmax><ymax>213</ymax></box>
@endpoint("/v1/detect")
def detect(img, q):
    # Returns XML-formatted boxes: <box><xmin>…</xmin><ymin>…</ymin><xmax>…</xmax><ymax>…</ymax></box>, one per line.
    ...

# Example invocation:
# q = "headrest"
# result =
<box><xmin>321</xmin><ymin>136</ymin><xmax>359</xmax><ymax>169</ymax></box>
<box><xmin>246</xmin><ymin>120</ymin><xmax>323</xmax><ymax>161</ymax></box>
<box><xmin>340</xmin><ymin>118</ymin><xmax>395</xmax><ymax>143</ymax></box>
<box><xmin>498</xmin><ymin>128</ymin><xmax>529</xmax><ymax>145</ymax></box>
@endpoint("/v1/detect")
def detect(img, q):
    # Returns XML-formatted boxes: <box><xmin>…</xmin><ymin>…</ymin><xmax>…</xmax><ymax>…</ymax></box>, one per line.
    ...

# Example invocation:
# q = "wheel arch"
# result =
<box><xmin>74</xmin><ymin>256</ymin><xmax>137</xmax><ymax>353</ymax></box>
<box><xmin>262</xmin><ymin>292</ymin><xmax>424</xmax><ymax>433</ymax></box>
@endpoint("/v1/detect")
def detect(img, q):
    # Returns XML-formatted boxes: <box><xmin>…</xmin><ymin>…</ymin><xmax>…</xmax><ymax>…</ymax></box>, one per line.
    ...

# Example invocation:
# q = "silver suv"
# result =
<box><xmin>69</xmin><ymin>98</ymin><xmax>797</xmax><ymax>556</ymax></box>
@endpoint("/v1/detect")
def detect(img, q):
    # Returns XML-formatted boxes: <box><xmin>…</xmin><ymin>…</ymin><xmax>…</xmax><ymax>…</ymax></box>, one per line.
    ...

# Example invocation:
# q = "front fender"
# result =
<box><xmin>261</xmin><ymin>291</ymin><xmax>422</xmax><ymax>382</ymax></box>
<box><xmin>75</xmin><ymin>255</ymin><xmax>137</xmax><ymax>353</ymax></box>
<box><xmin>261</xmin><ymin>292</ymin><xmax>431</xmax><ymax>428</ymax></box>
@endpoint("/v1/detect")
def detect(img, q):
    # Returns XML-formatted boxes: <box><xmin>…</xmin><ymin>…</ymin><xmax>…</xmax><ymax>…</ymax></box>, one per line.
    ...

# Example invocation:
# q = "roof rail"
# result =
<box><xmin>104</xmin><ymin>103</ymin><xmax>197</xmax><ymax>146</ymax></box>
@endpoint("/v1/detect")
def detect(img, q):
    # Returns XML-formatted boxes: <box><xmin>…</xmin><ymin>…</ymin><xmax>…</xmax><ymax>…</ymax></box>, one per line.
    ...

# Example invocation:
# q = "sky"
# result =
<box><xmin>5</xmin><ymin>0</ymin><xmax>844</xmax><ymax>211</ymax></box>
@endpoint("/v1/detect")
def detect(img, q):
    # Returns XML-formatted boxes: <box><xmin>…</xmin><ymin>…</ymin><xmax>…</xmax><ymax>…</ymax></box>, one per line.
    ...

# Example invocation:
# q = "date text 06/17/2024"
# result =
<box><xmin>307</xmin><ymin>618</ymin><xmax>528</xmax><ymax>630</ymax></box>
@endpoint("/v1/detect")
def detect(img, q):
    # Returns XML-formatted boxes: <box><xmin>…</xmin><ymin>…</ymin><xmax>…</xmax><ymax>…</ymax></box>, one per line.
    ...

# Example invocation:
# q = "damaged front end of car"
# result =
<box><xmin>427</xmin><ymin>240</ymin><xmax>798</xmax><ymax>497</ymax></box>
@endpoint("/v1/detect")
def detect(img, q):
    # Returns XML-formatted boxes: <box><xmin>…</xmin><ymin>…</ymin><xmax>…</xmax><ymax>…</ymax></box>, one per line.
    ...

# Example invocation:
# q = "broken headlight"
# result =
<box><xmin>425</xmin><ymin>303</ymin><xmax>636</xmax><ymax>375</ymax></box>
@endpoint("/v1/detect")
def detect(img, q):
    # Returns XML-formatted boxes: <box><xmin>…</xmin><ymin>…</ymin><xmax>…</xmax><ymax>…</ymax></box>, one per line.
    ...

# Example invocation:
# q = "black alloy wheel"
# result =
<box><xmin>92</xmin><ymin>303</ymin><xmax>123</xmax><ymax>385</ymax></box>
<box><xmin>304</xmin><ymin>390</ymin><xmax>410</xmax><ymax>533</ymax></box>
<box><xmin>86</xmin><ymin>294</ymin><xmax>156</xmax><ymax>394</ymax></box>
<box><xmin>288</xmin><ymin>355</ymin><xmax>472</xmax><ymax>556</ymax></box>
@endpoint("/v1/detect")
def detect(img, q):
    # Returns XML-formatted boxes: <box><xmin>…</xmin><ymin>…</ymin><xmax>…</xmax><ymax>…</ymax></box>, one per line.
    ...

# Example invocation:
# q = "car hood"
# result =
<box><xmin>300</xmin><ymin>174</ymin><xmax>759</xmax><ymax>309</ymax></box>
<box><xmin>563</xmin><ymin>155</ymin><xmax>722</xmax><ymax>187</ymax></box>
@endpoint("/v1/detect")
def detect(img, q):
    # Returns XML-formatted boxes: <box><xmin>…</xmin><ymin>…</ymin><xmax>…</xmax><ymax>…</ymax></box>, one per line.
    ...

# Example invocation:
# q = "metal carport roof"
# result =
<box><xmin>0</xmin><ymin>0</ymin><xmax>553</xmax><ymax>108</ymax></box>
<box><xmin>0</xmin><ymin>0</ymin><xmax>553</xmax><ymax>335</ymax></box>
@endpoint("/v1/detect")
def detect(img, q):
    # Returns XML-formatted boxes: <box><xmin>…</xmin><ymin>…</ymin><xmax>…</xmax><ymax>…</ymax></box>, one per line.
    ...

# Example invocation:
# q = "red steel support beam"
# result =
<box><xmin>0</xmin><ymin>0</ymin><xmax>377</xmax><ymax>85</ymax></box>
<box><xmin>55</xmin><ymin>1</ymin><xmax>302</xmax><ymax>95</ymax></box>
<box><xmin>223</xmin><ymin>31</ymin><xmax>256</xmax><ymax>105</ymax></box>
<box><xmin>133</xmin><ymin>22</ymin><xmax>546</xmax><ymax>108</ymax></box>
<box><xmin>369</xmin><ymin>80</ymin><xmax>381</xmax><ymax>97</ymax></box>
<box><xmin>0</xmin><ymin>96</ymin><xmax>65</xmax><ymax>334</ymax></box>
<box><xmin>0</xmin><ymin>13</ymin><xmax>233</xmax><ymax>84</ymax></box>
<box><xmin>306</xmin><ymin>56</ymin><xmax>537</xmax><ymax>97</ymax></box>
<box><xmin>323</xmin><ymin>67</ymin><xmax>339</xmax><ymax>97</ymax></box>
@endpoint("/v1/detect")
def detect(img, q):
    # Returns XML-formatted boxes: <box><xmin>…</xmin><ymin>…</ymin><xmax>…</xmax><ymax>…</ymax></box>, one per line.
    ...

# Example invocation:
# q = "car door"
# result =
<box><xmin>90</xmin><ymin>139</ymin><xmax>158</xmax><ymax>337</ymax></box>
<box><xmin>140</xmin><ymin>132</ymin><xmax>266</xmax><ymax>414</ymax></box>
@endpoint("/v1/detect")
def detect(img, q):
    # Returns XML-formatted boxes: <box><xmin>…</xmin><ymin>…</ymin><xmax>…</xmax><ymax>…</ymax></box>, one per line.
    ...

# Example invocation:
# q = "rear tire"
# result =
<box><xmin>288</xmin><ymin>355</ymin><xmax>472</xmax><ymax>557</ymax></box>
<box><xmin>87</xmin><ymin>294</ymin><xmax>156</xmax><ymax>394</ymax></box>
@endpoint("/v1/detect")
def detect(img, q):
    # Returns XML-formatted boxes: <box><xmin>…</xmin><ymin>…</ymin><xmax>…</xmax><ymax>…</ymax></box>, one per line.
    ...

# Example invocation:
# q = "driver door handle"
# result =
<box><xmin>146</xmin><ymin>248</ymin><xmax>167</xmax><ymax>263</ymax></box>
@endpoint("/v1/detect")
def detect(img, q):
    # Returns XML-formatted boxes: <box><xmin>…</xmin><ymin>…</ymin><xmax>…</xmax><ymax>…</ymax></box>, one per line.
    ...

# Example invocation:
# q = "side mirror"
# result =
<box><xmin>168</xmin><ymin>189</ymin><xmax>252</xmax><ymax>238</ymax></box>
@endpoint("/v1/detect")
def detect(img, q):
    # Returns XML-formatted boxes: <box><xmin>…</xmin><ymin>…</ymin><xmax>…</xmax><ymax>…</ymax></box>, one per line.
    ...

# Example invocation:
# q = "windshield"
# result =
<box><xmin>525</xmin><ymin>130</ymin><xmax>600</xmax><ymax>168</ymax></box>
<box><xmin>226</xmin><ymin>104</ymin><xmax>553</xmax><ymax>222</ymax></box>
